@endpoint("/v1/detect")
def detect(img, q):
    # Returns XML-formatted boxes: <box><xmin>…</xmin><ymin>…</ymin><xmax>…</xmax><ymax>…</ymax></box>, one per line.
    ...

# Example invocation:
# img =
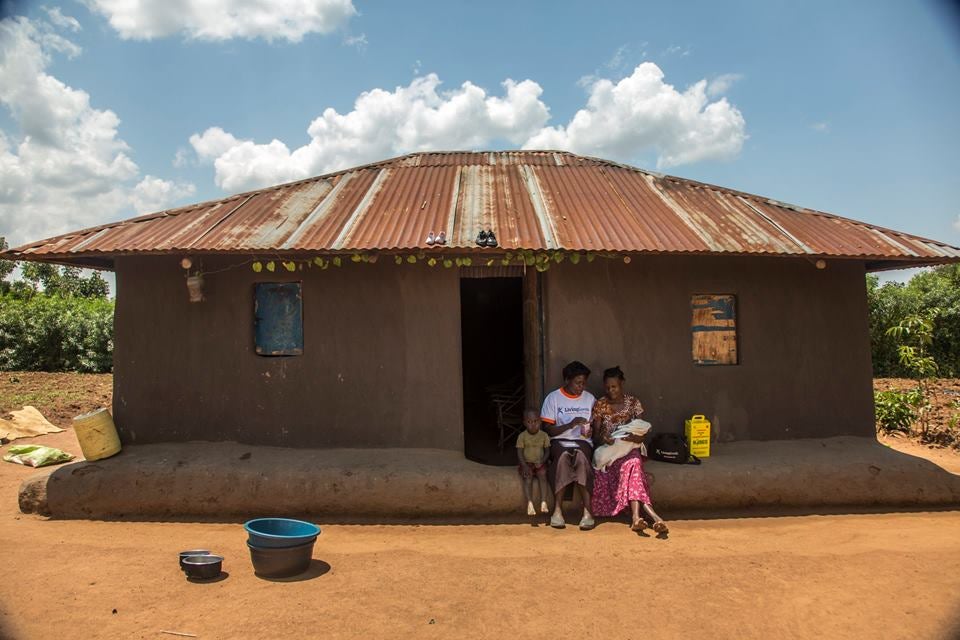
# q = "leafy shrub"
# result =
<box><xmin>874</xmin><ymin>389</ymin><xmax>922</xmax><ymax>433</ymax></box>
<box><xmin>867</xmin><ymin>265</ymin><xmax>960</xmax><ymax>377</ymax></box>
<box><xmin>0</xmin><ymin>294</ymin><xmax>114</xmax><ymax>372</ymax></box>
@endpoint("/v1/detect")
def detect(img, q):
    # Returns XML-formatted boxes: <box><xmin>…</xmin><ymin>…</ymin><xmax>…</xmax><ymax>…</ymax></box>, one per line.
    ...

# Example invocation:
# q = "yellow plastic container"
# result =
<box><xmin>684</xmin><ymin>414</ymin><xmax>711</xmax><ymax>458</ymax></box>
<box><xmin>72</xmin><ymin>408</ymin><xmax>122</xmax><ymax>461</ymax></box>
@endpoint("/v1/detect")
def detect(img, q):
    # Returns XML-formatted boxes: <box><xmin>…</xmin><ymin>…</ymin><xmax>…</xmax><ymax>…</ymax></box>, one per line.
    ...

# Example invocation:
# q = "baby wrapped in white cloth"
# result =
<box><xmin>592</xmin><ymin>418</ymin><xmax>652</xmax><ymax>472</ymax></box>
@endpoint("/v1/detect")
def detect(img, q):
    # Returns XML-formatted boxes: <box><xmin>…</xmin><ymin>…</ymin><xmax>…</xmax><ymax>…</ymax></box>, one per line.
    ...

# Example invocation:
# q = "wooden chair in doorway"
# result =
<box><xmin>490</xmin><ymin>383</ymin><xmax>525</xmax><ymax>452</ymax></box>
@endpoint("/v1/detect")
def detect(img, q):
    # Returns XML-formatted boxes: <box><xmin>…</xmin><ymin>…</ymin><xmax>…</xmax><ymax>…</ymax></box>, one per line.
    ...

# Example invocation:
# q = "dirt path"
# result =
<box><xmin>1</xmin><ymin>429</ymin><xmax>960</xmax><ymax>639</ymax></box>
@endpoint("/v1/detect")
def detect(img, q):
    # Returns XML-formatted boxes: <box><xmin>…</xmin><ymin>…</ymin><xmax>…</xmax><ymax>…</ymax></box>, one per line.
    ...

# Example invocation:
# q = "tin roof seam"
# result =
<box><xmin>643</xmin><ymin>175</ymin><xmax>727</xmax><ymax>252</ymax></box>
<box><xmin>737</xmin><ymin>197</ymin><xmax>815</xmax><ymax>254</ymax></box>
<box><xmin>281</xmin><ymin>174</ymin><xmax>353</xmax><ymax>249</ymax></box>
<box><xmin>331</xmin><ymin>169</ymin><xmax>390</xmax><ymax>249</ymax></box>
<box><xmin>445</xmin><ymin>166</ymin><xmax>463</xmax><ymax>244</ymax></box>
<box><xmin>190</xmin><ymin>194</ymin><xmax>255</xmax><ymax>246</ymax></box>
<box><xmin>520</xmin><ymin>165</ymin><xmax>558</xmax><ymax>250</ymax></box>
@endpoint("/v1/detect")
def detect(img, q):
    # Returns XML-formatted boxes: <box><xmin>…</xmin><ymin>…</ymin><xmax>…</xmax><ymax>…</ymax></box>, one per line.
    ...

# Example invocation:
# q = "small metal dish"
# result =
<box><xmin>179</xmin><ymin>549</ymin><xmax>211</xmax><ymax>571</ymax></box>
<box><xmin>182</xmin><ymin>554</ymin><xmax>223</xmax><ymax>580</ymax></box>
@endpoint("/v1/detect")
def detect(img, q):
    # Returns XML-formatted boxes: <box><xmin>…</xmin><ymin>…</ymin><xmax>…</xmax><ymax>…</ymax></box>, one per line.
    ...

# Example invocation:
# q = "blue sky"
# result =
<box><xmin>1</xmin><ymin>0</ymin><xmax>959</xmax><ymax>276</ymax></box>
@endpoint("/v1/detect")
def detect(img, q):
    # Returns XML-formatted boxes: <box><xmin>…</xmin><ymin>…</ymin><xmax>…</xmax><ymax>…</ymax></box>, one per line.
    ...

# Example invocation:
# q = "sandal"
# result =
<box><xmin>630</xmin><ymin>518</ymin><xmax>646</xmax><ymax>532</ymax></box>
<box><xmin>652</xmin><ymin>520</ymin><xmax>669</xmax><ymax>534</ymax></box>
<box><xmin>550</xmin><ymin>513</ymin><xmax>566</xmax><ymax>529</ymax></box>
<box><xmin>579</xmin><ymin>513</ymin><xmax>595</xmax><ymax>531</ymax></box>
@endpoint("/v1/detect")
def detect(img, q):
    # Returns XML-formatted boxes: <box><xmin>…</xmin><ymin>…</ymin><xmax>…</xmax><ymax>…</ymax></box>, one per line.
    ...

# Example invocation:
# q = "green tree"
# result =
<box><xmin>867</xmin><ymin>265</ymin><xmax>960</xmax><ymax>377</ymax></box>
<box><xmin>12</xmin><ymin>262</ymin><xmax>109</xmax><ymax>299</ymax></box>
<box><xmin>0</xmin><ymin>237</ymin><xmax>14</xmax><ymax>295</ymax></box>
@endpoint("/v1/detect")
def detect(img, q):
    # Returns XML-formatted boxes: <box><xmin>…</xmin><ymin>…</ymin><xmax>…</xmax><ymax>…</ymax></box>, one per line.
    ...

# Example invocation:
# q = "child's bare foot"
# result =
<box><xmin>540</xmin><ymin>501</ymin><xmax>549</xmax><ymax>514</ymax></box>
<box><xmin>527</xmin><ymin>501</ymin><xmax>536</xmax><ymax>516</ymax></box>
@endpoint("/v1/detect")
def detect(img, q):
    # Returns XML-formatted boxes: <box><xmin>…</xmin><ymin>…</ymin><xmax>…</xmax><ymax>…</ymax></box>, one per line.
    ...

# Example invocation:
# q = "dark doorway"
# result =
<box><xmin>461</xmin><ymin>277</ymin><xmax>524</xmax><ymax>466</ymax></box>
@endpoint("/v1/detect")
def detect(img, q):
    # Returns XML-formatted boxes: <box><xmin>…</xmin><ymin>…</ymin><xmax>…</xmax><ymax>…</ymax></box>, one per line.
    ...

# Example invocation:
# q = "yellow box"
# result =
<box><xmin>684</xmin><ymin>414</ymin><xmax>711</xmax><ymax>458</ymax></box>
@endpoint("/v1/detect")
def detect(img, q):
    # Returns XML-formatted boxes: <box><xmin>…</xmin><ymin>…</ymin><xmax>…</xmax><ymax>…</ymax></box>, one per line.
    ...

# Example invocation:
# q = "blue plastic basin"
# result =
<box><xmin>244</xmin><ymin>518</ymin><xmax>321</xmax><ymax>548</ymax></box>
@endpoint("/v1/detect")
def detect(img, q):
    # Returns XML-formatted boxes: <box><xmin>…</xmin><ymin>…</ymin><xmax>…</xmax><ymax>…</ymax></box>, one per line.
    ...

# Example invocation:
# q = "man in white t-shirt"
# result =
<box><xmin>540</xmin><ymin>361</ymin><xmax>596</xmax><ymax>530</ymax></box>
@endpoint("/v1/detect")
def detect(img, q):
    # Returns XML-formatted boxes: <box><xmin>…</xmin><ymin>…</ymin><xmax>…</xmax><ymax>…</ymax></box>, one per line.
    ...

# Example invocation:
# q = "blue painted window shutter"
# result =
<box><xmin>254</xmin><ymin>282</ymin><xmax>303</xmax><ymax>356</ymax></box>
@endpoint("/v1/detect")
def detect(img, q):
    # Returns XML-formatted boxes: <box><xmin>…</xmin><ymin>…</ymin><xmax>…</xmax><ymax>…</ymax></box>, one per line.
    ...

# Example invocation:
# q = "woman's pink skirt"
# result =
<box><xmin>591</xmin><ymin>449</ymin><xmax>652</xmax><ymax>517</ymax></box>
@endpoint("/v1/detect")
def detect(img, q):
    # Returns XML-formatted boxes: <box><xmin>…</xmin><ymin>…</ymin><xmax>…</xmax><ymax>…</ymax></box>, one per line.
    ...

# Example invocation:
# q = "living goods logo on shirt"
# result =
<box><xmin>540</xmin><ymin>388</ymin><xmax>596</xmax><ymax>441</ymax></box>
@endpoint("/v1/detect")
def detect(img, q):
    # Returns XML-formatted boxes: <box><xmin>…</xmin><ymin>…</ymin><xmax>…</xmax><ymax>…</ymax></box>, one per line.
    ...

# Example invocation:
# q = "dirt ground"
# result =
<box><xmin>1</xmin><ymin>374</ymin><xmax>960</xmax><ymax>639</ymax></box>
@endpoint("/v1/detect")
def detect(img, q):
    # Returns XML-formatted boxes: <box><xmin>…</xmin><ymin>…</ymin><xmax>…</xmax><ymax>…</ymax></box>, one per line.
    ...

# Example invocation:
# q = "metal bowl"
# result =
<box><xmin>247</xmin><ymin>540</ymin><xmax>314</xmax><ymax>578</ymax></box>
<box><xmin>179</xmin><ymin>549</ymin><xmax>211</xmax><ymax>571</ymax></box>
<box><xmin>181</xmin><ymin>554</ymin><xmax>223</xmax><ymax>580</ymax></box>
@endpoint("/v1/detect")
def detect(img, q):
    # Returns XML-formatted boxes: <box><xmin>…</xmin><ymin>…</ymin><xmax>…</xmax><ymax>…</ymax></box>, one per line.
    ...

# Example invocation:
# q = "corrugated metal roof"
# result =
<box><xmin>6</xmin><ymin>150</ymin><xmax>959</xmax><ymax>270</ymax></box>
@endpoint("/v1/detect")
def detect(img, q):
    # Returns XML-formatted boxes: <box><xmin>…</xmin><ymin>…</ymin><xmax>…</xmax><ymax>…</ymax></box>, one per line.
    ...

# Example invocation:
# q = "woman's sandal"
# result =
<box><xmin>652</xmin><ymin>520</ymin><xmax>669</xmax><ymax>534</ymax></box>
<box><xmin>630</xmin><ymin>518</ymin><xmax>646</xmax><ymax>532</ymax></box>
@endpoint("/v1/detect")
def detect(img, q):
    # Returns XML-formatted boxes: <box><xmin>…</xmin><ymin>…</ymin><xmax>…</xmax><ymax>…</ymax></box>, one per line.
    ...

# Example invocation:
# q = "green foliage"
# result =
<box><xmin>0</xmin><ymin>294</ymin><xmax>114</xmax><ymax>372</ymax></box>
<box><xmin>873</xmin><ymin>389</ymin><xmax>922</xmax><ymax>433</ymax></box>
<box><xmin>16</xmin><ymin>263</ymin><xmax>109</xmax><ymax>299</ymax></box>
<box><xmin>0</xmin><ymin>238</ymin><xmax>15</xmax><ymax>294</ymax></box>
<box><xmin>867</xmin><ymin>265</ymin><xmax>960</xmax><ymax>377</ymax></box>
<box><xmin>880</xmin><ymin>312</ymin><xmax>941</xmax><ymax>438</ymax></box>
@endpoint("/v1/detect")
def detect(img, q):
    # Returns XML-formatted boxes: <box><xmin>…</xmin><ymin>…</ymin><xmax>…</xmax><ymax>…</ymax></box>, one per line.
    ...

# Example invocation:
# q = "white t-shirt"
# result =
<box><xmin>540</xmin><ymin>388</ymin><xmax>596</xmax><ymax>442</ymax></box>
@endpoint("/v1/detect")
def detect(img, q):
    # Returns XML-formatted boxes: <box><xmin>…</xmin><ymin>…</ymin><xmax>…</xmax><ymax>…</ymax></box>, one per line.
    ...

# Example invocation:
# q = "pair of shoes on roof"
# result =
<box><xmin>425</xmin><ymin>231</ymin><xmax>447</xmax><ymax>245</ymax></box>
<box><xmin>476</xmin><ymin>229</ymin><xmax>498</xmax><ymax>247</ymax></box>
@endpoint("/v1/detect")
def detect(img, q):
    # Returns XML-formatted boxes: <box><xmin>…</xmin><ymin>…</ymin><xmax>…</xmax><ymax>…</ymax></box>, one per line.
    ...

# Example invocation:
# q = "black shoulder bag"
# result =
<box><xmin>648</xmin><ymin>433</ymin><xmax>701</xmax><ymax>465</ymax></box>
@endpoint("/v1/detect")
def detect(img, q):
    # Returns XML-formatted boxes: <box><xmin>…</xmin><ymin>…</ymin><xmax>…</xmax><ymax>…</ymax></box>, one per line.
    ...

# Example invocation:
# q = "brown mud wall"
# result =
<box><xmin>541</xmin><ymin>255</ymin><xmax>875</xmax><ymax>441</ymax></box>
<box><xmin>113</xmin><ymin>256</ymin><xmax>464</xmax><ymax>449</ymax></box>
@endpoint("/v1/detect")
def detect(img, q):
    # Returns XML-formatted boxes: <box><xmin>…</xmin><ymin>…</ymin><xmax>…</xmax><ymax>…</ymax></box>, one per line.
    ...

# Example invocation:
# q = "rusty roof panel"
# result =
<box><xmin>283</xmin><ymin>170</ymin><xmax>380</xmax><ymax>250</ymax></box>
<box><xmin>6</xmin><ymin>150</ymin><xmax>958</xmax><ymax>270</ymax></box>
<box><xmin>603</xmin><ymin>172</ymin><xmax>710</xmax><ymax>253</ymax></box>
<box><xmin>345</xmin><ymin>165</ymin><xmax>458</xmax><ymax>249</ymax></box>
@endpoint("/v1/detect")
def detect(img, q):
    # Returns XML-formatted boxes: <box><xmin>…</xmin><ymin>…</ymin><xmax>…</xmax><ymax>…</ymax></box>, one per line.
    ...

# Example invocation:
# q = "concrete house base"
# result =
<box><xmin>19</xmin><ymin>437</ymin><xmax>960</xmax><ymax>520</ymax></box>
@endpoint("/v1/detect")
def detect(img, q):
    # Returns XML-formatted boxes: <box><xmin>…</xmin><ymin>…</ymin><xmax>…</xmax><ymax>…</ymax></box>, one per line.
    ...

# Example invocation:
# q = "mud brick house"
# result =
<box><xmin>6</xmin><ymin>151</ymin><xmax>959</xmax><ymax>461</ymax></box>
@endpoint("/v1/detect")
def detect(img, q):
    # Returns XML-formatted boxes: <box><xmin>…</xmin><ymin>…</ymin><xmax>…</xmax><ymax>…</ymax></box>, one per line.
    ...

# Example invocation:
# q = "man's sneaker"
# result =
<box><xmin>476</xmin><ymin>229</ymin><xmax>489</xmax><ymax>246</ymax></box>
<box><xmin>485</xmin><ymin>230</ymin><xmax>498</xmax><ymax>247</ymax></box>
<box><xmin>550</xmin><ymin>512</ymin><xmax>566</xmax><ymax>529</ymax></box>
<box><xmin>425</xmin><ymin>231</ymin><xmax>436</xmax><ymax>245</ymax></box>
<box><xmin>436</xmin><ymin>231</ymin><xmax>447</xmax><ymax>245</ymax></box>
<box><xmin>579</xmin><ymin>512</ymin><xmax>595</xmax><ymax>531</ymax></box>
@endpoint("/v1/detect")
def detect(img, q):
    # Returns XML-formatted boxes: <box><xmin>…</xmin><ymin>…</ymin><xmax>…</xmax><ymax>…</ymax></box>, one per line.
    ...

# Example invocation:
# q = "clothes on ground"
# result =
<box><xmin>517</xmin><ymin>462</ymin><xmax>547</xmax><ymax>476</ymax></box>
<box><xmin>590</xmin><ymin>394</ymin><xmax>652</xmax><ymax>515</ymax></box>
<box><xmin>3</xmin><ymin>444</ymin><xmax>74</xmax><ymax>468</ymax></box>
<box><xmin>548</xmin><ymin>439</ymin><xmax>593</xmax><ymax>493</ymax></box>
<box><xmin>540</xmin><ymin>388</ymin><xmax>595</xmax><ymax>441</ymax></box>
<box><xmin>591</xmin><ymin>448</ymin><xmax>652</xmax><ymax>516</ymax></box>
<box><xmin>0</xmin><ymin>406</ymin><xmax>64</xmax><ymax>443</ymax></box>
<box><xmin>593</xmin><ymin>418</ymin><xmax>652</xmax><ymax>472</ymax></box>
<box><xmin>516</xmin><ymin>429</ymin><xmax>551</xmax><ymax>463</ymax></box>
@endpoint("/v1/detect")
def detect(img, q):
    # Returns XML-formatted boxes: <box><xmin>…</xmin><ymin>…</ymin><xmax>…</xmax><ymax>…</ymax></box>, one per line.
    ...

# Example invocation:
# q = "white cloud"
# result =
<box><xmin>190</xmin><ymin>74</ymin><xmax>552</xmax><ymax>192</ymax></box>
<box><xmin>86</xmin><ymin>0</ymin><xmax>356</xmax><ymax>42</ymax></box>
<box><xmin>525</xmin><ymin>62</ymin><xmax>747</xmax><ymax>169</ymax></box>
<box><xmin>663</xmin><ymin>44</ymin><xmax>692</xmax><ymax>57</ymax></box>
<box><xmin>189</xmin><ymin>126</ymin><xmax>242</xmax><ymax>161</ymax></box>
<box><xmin>344</xmin><ymin>32</ymin><xmax>367</xmax><ymax>51</ymax></box>
<box><xmin>811</xmin><ymin>121</ymin><xmax>830</xmax><ymax>133</ymax></box>
<box><xmin>706</xmin><ymin>73</ymin><xmax>743</xmax><ymax>97</ymax></box>
<box><xmin>131</xmin><ymin>176</ymin><xmax>196</xmax><ymax>213</ymax></box>
<box><xmin>0</xmin><ymin>17</ymin><xmax>193</xmax><ymax>246</ymax></box>
<box><xmin>953</xmin><ymin>214</ymin><xmax>960</xmax><ymax>234</ymax></box>
<box><xmin>190</xmin><ymin>62</ymin><xmax>747</xmax><ymax>192</ymax></box>
<box><xmin>43</xmin><ymin>7</ymin><xmax>81</xmax><ymax>32</ymax></box>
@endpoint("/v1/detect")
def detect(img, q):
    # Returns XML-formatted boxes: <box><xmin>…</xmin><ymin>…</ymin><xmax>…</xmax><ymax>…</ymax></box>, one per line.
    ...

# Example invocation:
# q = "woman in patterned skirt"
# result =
<box><xmin>590</xmin><ymin>366</ymin><xmax>669</xmax><ymax>533</ymax></box>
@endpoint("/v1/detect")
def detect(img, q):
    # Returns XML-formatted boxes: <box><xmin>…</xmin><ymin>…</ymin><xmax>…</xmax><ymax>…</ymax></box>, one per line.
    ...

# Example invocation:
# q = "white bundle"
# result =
<box><xmin>593</xmin><ymin>419</ymin><xmax>652</xmax><ymax>472</ymax></box>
